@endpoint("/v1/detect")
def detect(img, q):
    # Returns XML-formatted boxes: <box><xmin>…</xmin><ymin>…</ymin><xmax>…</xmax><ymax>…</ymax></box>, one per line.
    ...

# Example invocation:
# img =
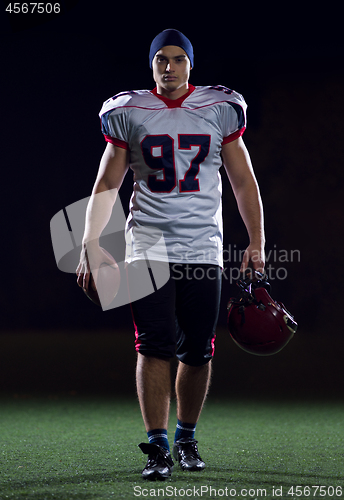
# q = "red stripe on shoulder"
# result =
<box><xmin>104</xmin><ymin>135</ymin><xmax>129</xmax><ymax>150</ymax></box>
<box><xmin>222</xmin><ymin>126</ymin><xmax>246</xmax><ymax>145</ymax></box>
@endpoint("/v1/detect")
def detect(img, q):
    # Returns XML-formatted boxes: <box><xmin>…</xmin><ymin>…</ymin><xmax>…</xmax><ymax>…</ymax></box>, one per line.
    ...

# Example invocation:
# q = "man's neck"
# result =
<box><xmin>156</xmin><ymin>83</ymin><xmax>189</xmax><ymax>101</ymax></box>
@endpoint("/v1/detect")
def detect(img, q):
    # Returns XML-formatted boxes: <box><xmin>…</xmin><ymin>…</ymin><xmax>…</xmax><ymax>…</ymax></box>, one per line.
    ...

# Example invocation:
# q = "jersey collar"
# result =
<box><xmin>151</xmin><ymin>84</ymin><xmax>196</xmax><ymax>108</ymax></box>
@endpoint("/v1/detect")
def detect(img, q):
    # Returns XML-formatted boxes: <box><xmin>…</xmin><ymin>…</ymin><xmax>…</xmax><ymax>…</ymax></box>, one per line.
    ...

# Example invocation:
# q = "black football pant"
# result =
<box><xmin>128</xmin><ymin>262</ymin><xmax>222</xmax><ymax>366</ymax></box>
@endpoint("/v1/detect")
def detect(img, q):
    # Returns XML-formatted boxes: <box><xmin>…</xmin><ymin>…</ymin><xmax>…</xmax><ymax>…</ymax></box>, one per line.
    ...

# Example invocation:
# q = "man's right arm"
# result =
<box><xmin>76</xmin><ymin>143</ymin><xmax>129</xmax><ymax>291</ymax></box>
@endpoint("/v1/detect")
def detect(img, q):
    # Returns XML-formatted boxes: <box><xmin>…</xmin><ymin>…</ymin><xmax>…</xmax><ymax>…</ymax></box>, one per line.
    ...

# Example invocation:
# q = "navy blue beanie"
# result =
<box><xmin>149</xmin><ymin>29</ymin><xmax>194</xmax><ymax>69</ymax></box>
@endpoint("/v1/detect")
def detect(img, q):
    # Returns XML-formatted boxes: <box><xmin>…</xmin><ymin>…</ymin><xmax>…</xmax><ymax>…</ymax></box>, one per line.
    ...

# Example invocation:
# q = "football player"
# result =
<box><xmin>76</xmin><ymin>29</ymin><xmax>265</xmax><ymax>480</ymax></box>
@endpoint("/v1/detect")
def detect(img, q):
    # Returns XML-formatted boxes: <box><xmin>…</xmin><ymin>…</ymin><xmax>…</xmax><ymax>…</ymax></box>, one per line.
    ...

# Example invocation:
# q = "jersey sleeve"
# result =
<box><xmin>99</xmin><ymin>95</ymin><xmax>131</xmax><ymax>150</ymax></box>
<box><xmin>220</xmin><ymin>92</ymin><xmax>247</xmax><ymax>145</ymax></box>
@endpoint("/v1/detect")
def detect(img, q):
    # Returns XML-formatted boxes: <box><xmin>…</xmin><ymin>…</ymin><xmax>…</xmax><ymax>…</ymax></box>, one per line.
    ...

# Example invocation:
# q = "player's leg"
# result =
<box><xmin>172</xmin><ymin>263</ymin><xmax>222</xmax><ymax>470</ymax></box>
<box><xmin>128</xmin><ymin>262</ymin><xmax>176</xmax><ymax>480</ymax></box>
<box><xmin>136</xmin><ymin>353</ymin><xmax>171</xmax><ymax>432</ymax></box>
<box><xmin>136</xmin><ymin>353</ymin><xmax>174</xmax><ymax>480</ymax></box>
<box><xmin>175</xmin><ymin>359</ymin><xmax>212</xmax><ymax>424</ymax></box>
<box><xmin>128</xmin><ymin>261</ymin><xmax>176</xmax><ymax>438</ymax></box>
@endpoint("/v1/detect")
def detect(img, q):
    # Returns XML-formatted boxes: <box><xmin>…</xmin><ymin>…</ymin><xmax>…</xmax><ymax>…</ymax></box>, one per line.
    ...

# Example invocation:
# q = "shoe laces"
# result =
<box><xmin>177</xmin><ymin>439</ymin><xmax>201</xmax><ymax>458</ymax></box>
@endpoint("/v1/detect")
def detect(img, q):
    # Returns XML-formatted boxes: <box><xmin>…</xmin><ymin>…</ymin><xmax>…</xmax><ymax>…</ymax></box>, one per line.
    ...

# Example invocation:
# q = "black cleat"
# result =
<box><xmin>138</xmin><ymin>442</ymin><xmax>174</xmax><ymax>480</ymax></box>
<box><xmin>173</xmin><ymin>438</ymin><xmax>205</xmax><ymax>471</ymax></box>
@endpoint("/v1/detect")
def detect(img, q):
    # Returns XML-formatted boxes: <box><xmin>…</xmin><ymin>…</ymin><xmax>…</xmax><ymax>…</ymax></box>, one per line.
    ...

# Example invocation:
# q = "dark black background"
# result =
<box><xmin>1</xmin><ymin>1</ymin><xmax>343</xmax><ymax>398</ymax></box>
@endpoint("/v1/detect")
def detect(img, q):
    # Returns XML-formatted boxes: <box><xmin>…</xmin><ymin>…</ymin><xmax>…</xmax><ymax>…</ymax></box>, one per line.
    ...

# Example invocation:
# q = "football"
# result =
<box><xmin>84</xmin><ymin>272</ymin><xmax>101</xmax><ymax>307</ymax></box>
<box><xmin>83</xmin><ymin>248</ymin><xmax>120</xmax><ymax>309</ymax></box>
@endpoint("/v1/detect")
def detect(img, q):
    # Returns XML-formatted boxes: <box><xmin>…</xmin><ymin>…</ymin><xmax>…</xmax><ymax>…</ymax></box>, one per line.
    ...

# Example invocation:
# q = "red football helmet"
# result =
<box><xmin>227</xmin><ymin>270</ymin><xmax>297</xmax><ymax>355</ymax></box>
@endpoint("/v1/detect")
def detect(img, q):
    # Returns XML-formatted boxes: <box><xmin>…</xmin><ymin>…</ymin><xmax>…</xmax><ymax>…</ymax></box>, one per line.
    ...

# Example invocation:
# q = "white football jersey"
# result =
<box><xmin>99</xmin><ymin>85</ymin><xmax>247</xmax><ymax>268</ymax></box>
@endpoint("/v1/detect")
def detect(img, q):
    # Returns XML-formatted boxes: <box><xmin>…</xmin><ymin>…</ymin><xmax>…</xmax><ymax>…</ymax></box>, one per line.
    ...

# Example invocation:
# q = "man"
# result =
<box><xmin>76</xmin><ymin>29</ymin><xmax>265</xmax><ymax>480</ymax></box>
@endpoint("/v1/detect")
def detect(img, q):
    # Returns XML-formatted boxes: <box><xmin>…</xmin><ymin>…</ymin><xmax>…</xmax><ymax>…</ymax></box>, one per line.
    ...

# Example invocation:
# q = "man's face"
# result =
<box><xmin>152</xmin><ymin>45</ymin><xmax>191</xmax><ymax>95</ymax></box>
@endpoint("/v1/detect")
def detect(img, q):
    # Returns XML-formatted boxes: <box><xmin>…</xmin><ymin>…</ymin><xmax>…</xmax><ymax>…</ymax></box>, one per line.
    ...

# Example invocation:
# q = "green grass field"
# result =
<box><xmin>1</xmin><ymin>395</ymin><xmax>343</xmax><ymax>500</ymax></box>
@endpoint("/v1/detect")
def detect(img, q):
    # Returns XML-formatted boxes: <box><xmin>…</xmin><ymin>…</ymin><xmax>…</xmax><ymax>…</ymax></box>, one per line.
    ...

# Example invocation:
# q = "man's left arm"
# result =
<box><xmin>221</xmin><ymin>137</ymin><xmax>265</xmax><ymax>273</ymax></box>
